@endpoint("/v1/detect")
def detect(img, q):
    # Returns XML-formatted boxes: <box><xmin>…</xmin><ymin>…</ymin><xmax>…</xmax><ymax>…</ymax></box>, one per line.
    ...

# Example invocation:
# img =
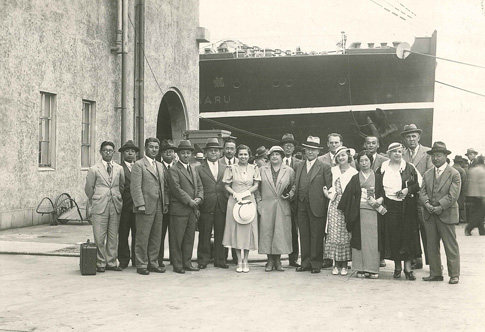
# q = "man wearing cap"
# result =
<box><xmin>419</xmin><ymin>141</ymin><xmax>461</xmax><ymax>284</ymax></box>
<box><xmin>158</xmin><ymin>139</ymin><xmax>176</xmax><ymax>267</ymax></box>
<box><xmin>401</xmin><ymin>124</ymin><xmax>433</xmax><ymax>270</ymax></box>
<box><xmin>318</xmin><ymin>133</ymin><xmax>356</xmax><ymax>168</ymax></box>
<box><xmin>280</xmin><ymin>133</ymin><xmax>303</xmax><ymax>267</ymax></box>
<box><xmin>131</xmin><ymin>137</ymin><xmax>170</xmax><ymax>275</ymax></box>
<box><xmin>85</xmin><ymin>141</ymin><xmax>125</xmax><ymax>272</ymax></box>
<box><xmin>465</xmin><ymin>148</ymin><xmax>479</xmax><ymax>169</ymax></box>
<box><xmin>168</xmin><ymin>140</ymin><xmax>204</xmax><ymax>274</ymax></box>
<box><xmin>196</xmin><ymin>138</ymin><xmax>229</xmax><ymax>269</ymax></box>
<box><xmin>118</xmin><ymin>140</ymin><xmax>139</xmax><ymax>269</ymax></box>
<box><xmin>452</xmin><ymin>155</ymin><xmax>467</xmax><ymax>224</ymax></box>
<box><xmin>294</xmin><ymin>136</ymin><xmax>332</xmax><ymax>273</ymax></box>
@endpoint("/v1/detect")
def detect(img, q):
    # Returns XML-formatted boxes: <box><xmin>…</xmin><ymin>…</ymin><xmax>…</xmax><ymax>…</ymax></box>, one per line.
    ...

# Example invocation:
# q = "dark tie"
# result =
<box><xmin>107</xmin><ymin>163</ymin><xmax>112</xmax><ymax>175</ymax></box>
<box><xmin>188</xmin><ymin>165</ymin><xmax>193</xmax><ymax>177</ymax></box>
<box><xmin>228</xmin><ymin>159</ymin><xmax>231</xmax><ymax>165</ymax></box>
<box><xmin>286</xmin><ymin>159</ymin><xmax>289</xmax><ymax>165</ymax></box>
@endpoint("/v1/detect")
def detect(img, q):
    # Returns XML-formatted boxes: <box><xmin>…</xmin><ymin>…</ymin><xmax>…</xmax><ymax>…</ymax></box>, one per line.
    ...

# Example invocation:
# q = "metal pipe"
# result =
<box><xmin>135</xmin><ymin>0</ymin><xmax>145</xmax><ymax>156</ymax></box>
<box><xmin>110</xmin><ymin>0</ymin><xmax>122</xmax><ymax>53</ymax></box>
<box><xmin>121</xmin><ymin>0</ymin><xmax>128</xmax><ymax>145</ymax></box>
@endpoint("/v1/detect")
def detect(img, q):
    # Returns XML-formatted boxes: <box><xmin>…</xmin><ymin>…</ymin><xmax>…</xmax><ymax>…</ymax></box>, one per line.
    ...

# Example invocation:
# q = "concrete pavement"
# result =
<box><xmin>0</xmin><ymin>223</ymin><xmax>484</xmax><ymax>331</ymax></box>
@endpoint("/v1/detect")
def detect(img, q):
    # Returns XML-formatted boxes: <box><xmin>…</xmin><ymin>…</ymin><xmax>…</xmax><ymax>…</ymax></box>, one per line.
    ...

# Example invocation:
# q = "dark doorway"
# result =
<box><xmin>156</xmin><ymin>89</ymin><xmax>187</xmax><ymax>143</ymax></box>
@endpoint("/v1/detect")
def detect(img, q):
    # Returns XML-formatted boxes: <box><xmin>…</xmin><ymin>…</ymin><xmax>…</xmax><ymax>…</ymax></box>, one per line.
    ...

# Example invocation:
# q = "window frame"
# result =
<box><xmin>38</xmin><ymin>92</ymin><xmax>57</xmax><ymax>170</ymax></box>
<box><xmin>81</xmin><ymin>100</ymin><xmax>96</xmax><ymax>169</ymax></box>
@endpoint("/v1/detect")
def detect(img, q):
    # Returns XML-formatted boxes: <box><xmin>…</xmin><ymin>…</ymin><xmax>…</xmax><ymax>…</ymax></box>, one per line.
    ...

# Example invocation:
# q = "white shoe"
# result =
<box><xmin>332</xmin><ymin>267</ymin><xmax>339</xmax><ymax>275</ymax></box>
<box><xmin>242</xmin><ymin>262</ymin><xmax>249</xmax><ymax>273</ymax></box>
<box><xmin>340</xmin><ymin>268</ymin><xmax>348</xmax><ymax>276</ymax></box>
<box><xmin>236</xmin><ymin>263</ymin><xmax>243</xmax><ymax>273</ymax></box>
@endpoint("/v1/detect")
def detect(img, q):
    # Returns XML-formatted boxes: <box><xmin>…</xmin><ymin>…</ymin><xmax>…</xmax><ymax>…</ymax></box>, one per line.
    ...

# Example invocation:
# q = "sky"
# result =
<box><xmin>199</xmin><ymin>0</ymin><xmax>485</xmax><ymax>157</ymax></box>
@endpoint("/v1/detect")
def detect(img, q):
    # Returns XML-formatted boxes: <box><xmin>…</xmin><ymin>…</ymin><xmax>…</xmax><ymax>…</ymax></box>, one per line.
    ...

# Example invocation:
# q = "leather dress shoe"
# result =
<box><xmin>296</xmin><ymin>266</ymin><xmax>312</xmax><ymax>272</ymax></box>
<box><xmin>198</xmin><ymin>264</ymin><xmax>207</xmax><ymax>269</ymax></box>
<box><xmin>311</xmin><ymin>268</ymin><xmax>321</xmax><ymax>274</ymax></box>
<box><xmin>322</xmin><ymin>260</ymin><xmax>333</xmax><ymax>269</ymax></box>
<box><xmin>289</xmin><ymin>261</ymin><xmax>301</xmax><ymax>268</ymax></box>
<box><xmin>184</xmin><ymin>265</ymin><xmax>200</xmax><ymax>272</ymax></box>
<box><xmin>422</xmin><ymin>275</ymin><xmax>444</xmax><ymax>282</ymax></box>
<box><xmin>106</xmin><ymin>266</ymin><xmax>122</xmax><ymax>271</ymax></box>
<box><xmin>96</xmin><ymin>267</ymin><xmax>105</xmax><ymax>273</ymax></box>
<box><xmin>449</xmin><ymin>277</ymin><xmax>459</xmax><ymax>284</ymax></box>
<box><xmin>173</xmin><ymin>268</ymin><xmax>185</xmax><ymax>274</ymax></box>
<box><xmin>137</xmin><ymin>268</ymin><xmax>150</xmax><ymax>275</ymax></box>
<box><xmin>148</xmin><ymin>266</ymin><xmax>166</xmax><ymax>273</ymax></box>
<box><xmin>216</xmin><ymin>263</ymin><xmax>229</xmax><ymax>269</ymax></box>
<box><xmin>465</xmin><ymin>229</ymin><xmax>472</xmax><ymax>236</ymax></box>
<box><xmin>379</xmin><ymin>259</ymin><xmax>386</xmax><ymax>267</ymax></box>
<box><xmin>159</xmin><ymin>262</ymin><xmax>166</xmax><ymax>268</ymax></box>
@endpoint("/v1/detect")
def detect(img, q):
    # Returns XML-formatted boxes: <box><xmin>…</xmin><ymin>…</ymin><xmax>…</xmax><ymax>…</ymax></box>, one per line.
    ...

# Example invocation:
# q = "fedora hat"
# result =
<box><xmin>195</xmin><ymin>152</ymin><xmax>205</xmax><ymax>160</ymax></box>
<box><xmin>233</xmin><ymin>200</ymin><xmax>256</xmax><ymax>225</ymax></box>
<box><xmin>254</xmin><ymin>146</ymin><xmax>268</xmax><ymax>158</ymax></box>
<box><xmin>465</xmin><ymin>148</ymin><xmax>478</xmax><ymax>156</ymax></box>
<box><xmin>427</xmin><ymin>141</ymin><xmax>451</xmax><ymax>155</ymax></box>
<box><xmin>400</xmin><ymin>124</ymin><xmax>423</xmax><ymax>136</ymax></box>
<box><xmin>118</xmin><ymin>140</ymin><xmax>140</xmax><ymax>152</ymax></box>
<box><xmin>387</xmin><ymin>142</ymin><xmax>403</xmax><ymax>153</ymax></box>
<box><xmin>176</xmin><ymin>140</ymin><xmax>195</xmax><ymax>152</ymax></box>
<box><xmin>203</xmin><ymin>137</ymin><xmax>223</xmax><ymax>150</ymax></box>
<box><xmin>334</xmin><ymin>146</ymin><xmax>355</xmax><ymax>160</ymax></box>
<box><xmin>453</xmin><ymin>155</ymin><xmax>463</xmax><ymax>163</ymax></box>
<box><xmin>280</xmin><ymin>133</ymin><xmax>297</xmax><ymax>145</ymax></box>
<box><xmin>301</xmin><ymin>136</ymin><xmax>323</xmax><ymax>149</ymax></box>
<box><xmin>160</xmin><ymin>139</ymin><xmax>176</xmax><ymax>151</ymax></box>
<box><xmin>268</xmin><ymin>145</ymin><xmax>285</xmax><ymax>158</ymax></box>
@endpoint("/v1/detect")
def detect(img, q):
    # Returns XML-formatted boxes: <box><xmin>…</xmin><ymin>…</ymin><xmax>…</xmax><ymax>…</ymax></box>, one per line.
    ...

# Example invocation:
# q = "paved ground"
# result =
<box><xmin>0</xmin><ymin>223</ymin><xmax>484</xmax><ymax>332</ymax></box>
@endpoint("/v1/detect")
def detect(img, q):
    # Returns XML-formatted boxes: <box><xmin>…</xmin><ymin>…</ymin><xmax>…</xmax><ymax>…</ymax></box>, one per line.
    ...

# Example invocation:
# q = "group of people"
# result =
<box><xmin>84</xmin><ymin>123</ymin><xmax>465</xmax><ymax>284</ymax></box>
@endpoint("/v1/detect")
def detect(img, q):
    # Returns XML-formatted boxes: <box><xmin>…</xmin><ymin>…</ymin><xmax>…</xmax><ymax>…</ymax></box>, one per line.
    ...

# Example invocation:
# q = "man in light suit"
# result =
<box><xmin>280</xmin><ymin>133</ymin><xmax>303</xmax><ymax>267</ymax></box>
<box><xmin>196</xmin><ymin>138</ymin><xmax>229</xmax><ymax>269</ymax></box>
<box><xmin>318</xmin><ymin>133</ymin><xmax>356</xmax><ymax>168</ymax></box>
<box><xmin>158</xmin><ymin>139</ymin><xmax>177</xmax><ymax>267</ymax></box>
<box><xmin>419</xmin><ymin>141</ymin><xmax>461</xmax><ymax>284</ymax></box>
<box><xmin>131</xmin><ymin>137</ymin><xmax>170</xmax><ymax>275</ymax></box>
<box><xmin>85</xmin><ymin>141</ymin><xmax>125</xmax><ymax>272</ymax></box>
<box><xmin>118</xmin><ymin>140</ymin><xmax>139</xmax><ymax>269</ymax></box>
<box><xmin>168</xmin><ymin>140</ymin><xmax>204</xmax><ymax>274</ymax></box>
<box><xmin>294</xmin><ymin>136</ymin><xmax>332</xmax><ymax>273</ymax></box>
<box><xmin>402</xmin><ymin>124</ymin><xmax>433</xmax><ymax>270</ymax></box>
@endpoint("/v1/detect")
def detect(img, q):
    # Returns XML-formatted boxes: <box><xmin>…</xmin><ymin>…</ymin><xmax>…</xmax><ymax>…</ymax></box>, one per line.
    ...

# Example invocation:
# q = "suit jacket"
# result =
<box><xmin>403</xmin><ymin>144</ymin><xmax>433</xmax><ymax>176</ymax></box>
<box><xmin>372</xmin><ymin>153</ymin><xmax>389</xmax><ymax>172</ymax></box>
<box><xmin>196</xmin><ymin>160</ymin><xmax>228</xmax><ymax>213</ymax></box>
<box><xmin>121</xmin><ymin>162</ymin><xmax>134</xmax><ymax>212</ymax></box>
<box><xmin>131</xmin><ymin>156</ymin><xmax>170</xmax><ymax>215</ymax></box>
<box><xmin>285</xmin><ymin>156</ymin><xmax>303</xmax><ymax>171</ymax></box>
<box><xmin>85</xmin><ymin>161</ymin><xmax>125</xmax><ymax>215</ymax></box>
<box><xmin>318</xmin><ymin>152</ymin><xmax>356</xmax><ymax>168</ymax></box>
<box><xmin>294</xmin><ymin>159</ymin><xmax>332</xmax><ymax>217</ymax></box>
<box><xmin>168</xmin><ymin>161</ymin><xmax>204</xmax><ymax>216</ymax></box>
<box><xmin>419</xmin><ymin>164</ymin><xmax>461</xmax><ymax>224</ymax></box>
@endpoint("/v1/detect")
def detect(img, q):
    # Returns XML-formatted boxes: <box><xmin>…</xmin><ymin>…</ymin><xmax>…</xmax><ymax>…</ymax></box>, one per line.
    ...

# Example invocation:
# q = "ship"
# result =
<box><xmin>199</xmin><ymin>31</ymin><xmax>437</xmax><ymax>151</ymax></box>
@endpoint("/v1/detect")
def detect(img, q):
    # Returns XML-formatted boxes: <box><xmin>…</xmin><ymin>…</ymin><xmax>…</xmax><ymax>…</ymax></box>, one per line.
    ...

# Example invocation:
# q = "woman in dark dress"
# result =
<box><xmin>338</xmin><ymin>150</ymin><xmax>385</xmax><ymax>279</ymax></box>
<box><xmin>376</xmin><ymin>143</ymin><xmax>422</xmax><ymax>280</ymax></box>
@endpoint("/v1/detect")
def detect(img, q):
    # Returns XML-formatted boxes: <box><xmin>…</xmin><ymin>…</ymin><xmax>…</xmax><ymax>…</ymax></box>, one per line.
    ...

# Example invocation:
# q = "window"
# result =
<box><xmin>81</xmin><ymin>100</ymin><xmax>95</xmax><ymax>168</ymax></box>
<box><xmin>39</xmin><ymin>92</ymin><xmax>56</xmax><ymax>168</ymax></box>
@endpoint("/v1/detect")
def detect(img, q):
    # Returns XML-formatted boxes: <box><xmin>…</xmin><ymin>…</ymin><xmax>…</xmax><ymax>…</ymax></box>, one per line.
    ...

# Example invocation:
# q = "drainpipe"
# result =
<box><xmin>136</xmin><ymin>0</ymin><xmax>145</xmax><ymax>156</ymax></box>
<box><xmin>121</xmin><ymin>0</ymin><xmax>128</xmax><ymax>145</ymax></box>
<box><xmin>110</xmin><ymin>0</ymin><xmax>122</xmax><ymax>53</ymax></box>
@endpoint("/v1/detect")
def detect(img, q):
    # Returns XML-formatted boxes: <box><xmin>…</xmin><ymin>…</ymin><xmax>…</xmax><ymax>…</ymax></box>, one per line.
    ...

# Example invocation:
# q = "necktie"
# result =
<box><xmin>188</xmin><ymin>165</ymin><xmax>193</xmax><ymax>177</ymax></box>
<box><xmin>228</xmin><ymin>159</ymin><xmax>231</xmax><ymax>165</ymax></box>
<box><xmin>167</xmin><ymin>164</ymin><xmax>171</xmax><ymax>169</ymax></box>
<box><xmin>436</xmin><ymin>168</ymin><xmax>441</xmax><ymax>177</ymax></box>
<box><xmin>286</xmin><ymin>159</ymin><xmax>289</xmax><ymax>165</ymax></box>
<box><xmin>107</xmin><ymin>162</ymin><xmax>112</xmax><ymax>175</ymax></box>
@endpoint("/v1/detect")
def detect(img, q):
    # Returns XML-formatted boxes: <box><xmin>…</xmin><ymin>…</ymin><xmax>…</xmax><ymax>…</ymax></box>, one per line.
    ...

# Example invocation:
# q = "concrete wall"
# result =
<box><xmin>0</xmin><ymin>0</ymin><xmax>200</xmax><ymax>229</ymax></box>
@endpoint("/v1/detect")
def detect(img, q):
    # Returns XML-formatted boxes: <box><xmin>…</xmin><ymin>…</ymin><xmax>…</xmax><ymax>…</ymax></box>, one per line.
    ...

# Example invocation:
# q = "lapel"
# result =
<box><xmin>122</xmin><ymin>162</ymin><xmax>132</xmax><ymax>181</ymax></box>
<box><xmin>154</xmin><ymin>161</ymin><xmax>164</xmax><ymax>188</ymax></box>
<box><xmin>414</xmin><ymin>146</ymin><xmax>427</xmax><ymax>166</ymax></box>
<box><xmin>201</xmin><ymin>161</ymin><xmax>216</xmax><ymax>182</ymax></box>
<box><xmin>217</xmin><ymin>160</ymin><xmax>225</xmax><ymax>182</ymax></box>
<box><xmin>276</xmin><ymin>166</ymin><xmax>289</xmax><ymax>193</ymax></box>
<box><xmin>262</xmin><ymin>167</ymin><xmax>278</xmax><ymax>196</ymax></box>
<box><xmin>177</xmin><ymin>161</ymin><xmax>193</xmax><ymax>184</ymax></box>
<box><xmin>309</xmin><ymin>160</ymin><xmax>321</xmax><ymax>183</ymax></box>
<box><xmin>144</xmin><ymin>157</ymin><xmax>158</xmax><ymax>179</ymax></box>
<box><xmin>97</xmin><ymin>161</ymin><xmax>111</xmax><ymax>186</ymax></box>
<box><xmin>295</xmin><ymin>161</ymin><xmax>303</xmax><ymax>184</ymax></box>
<box><xmin>436</xmin><ymin>166</ymin><xmax>452</xmax><ymax>192</ymax></box>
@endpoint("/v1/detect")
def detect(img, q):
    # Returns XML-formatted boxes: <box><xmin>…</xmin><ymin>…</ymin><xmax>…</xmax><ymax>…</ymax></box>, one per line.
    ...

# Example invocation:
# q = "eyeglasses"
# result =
<box><xmin>101</xmin><ymin>149</ymin><xmax>114</xmax><ymax>153</ymax></box>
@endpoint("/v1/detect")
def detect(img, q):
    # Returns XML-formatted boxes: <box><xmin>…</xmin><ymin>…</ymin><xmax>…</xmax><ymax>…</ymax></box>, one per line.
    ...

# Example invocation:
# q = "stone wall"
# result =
<box><xmin>0</xmin><ymin>0</ymin><xmax>200</xmax><ymax>229</ymax></box>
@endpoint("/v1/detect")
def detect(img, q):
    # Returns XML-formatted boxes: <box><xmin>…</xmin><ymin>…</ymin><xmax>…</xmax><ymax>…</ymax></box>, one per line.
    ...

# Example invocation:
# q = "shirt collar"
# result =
<box><xmin>163</xmin><ymin>161</ymin><xmax>172</xmax><ymax>168</ymax></box>
<box><xmin>145</xmin><ymin>155</ymin><xmax>155</xmax><ymax>163</ymax></box>
<box><xmin>225</xmin><ymin>157</ymin><xmax>234</xmax><ymax>164</ymax></box>
<box><xmin>101</xmin><ymin>160</ymin><xmax>111</xmax><ymax>168</ymax></box>
<box><xmin>380</xmin><ymin>159</ymin><xmax>406</xmax><ymax>173</ymax></box>
<box><xmin>436</xmin><ymin>163</ymin><xmax>447</xmax><ymax>173</ymax></box>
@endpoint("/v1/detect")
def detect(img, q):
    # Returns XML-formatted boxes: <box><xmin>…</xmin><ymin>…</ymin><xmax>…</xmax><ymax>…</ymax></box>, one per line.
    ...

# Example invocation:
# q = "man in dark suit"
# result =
<box><xmin>131</xmin><ymin>137</ymin><xmax>170</xmax><ymax>275</ymax></box>
<box><xmin>84</xmin><ymin>141</ymin><xmax>125</xmax><ymax>272</ymax></box>
<box><xmin>363</xmin><ymin>136</ymin><xmax>388</xmax><ymax>171</ymax></box>
<box><xmin>196</xmin><ymin>138</ymin><xmax>229</xmax><ymax>269</ymax></box>
<box><xmin>419</xmin><ymin>141</ymin><xmax>461</xmax><ymax>284</ymax></box>
<box><xmin>318</xmin><ymin>133</ymin><xmax>356</xmax><ymax>168</ymax></box>
<box><xmin>465</xmin><ymin>148</ymin><xmax>479</xmax><ymax>169</ymax></box>
<box><xmin>168</xmin><ymin>140</ymin><xmax>204</xmax><ymax>274</ymax></box>
<box><xmin>294</xmin><ymin>136</ymin><xmax>332</xmax><ymax>273</ymax></box>
<box><xmin>280</xmin><ymin>133</ymin><xmax>302</xmax><ymax>267</ymax></box>
<box><xmin>118</xmin><ymin>140</ymin><xmax>139</xmax><ymax>269</ymax></box>
<box><xmin>401</xmin><ymin>124</ymin><xmax>433</xmax><ymax>270</ymax></box>
<box><xmin>158</xmin><ymin>139</ymin><xmax>177</xmax><ymax>267</ymax></box>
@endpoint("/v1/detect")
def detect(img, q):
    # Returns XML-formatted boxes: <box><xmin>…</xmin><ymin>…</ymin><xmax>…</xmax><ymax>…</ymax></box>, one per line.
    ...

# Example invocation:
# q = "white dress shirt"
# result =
<box><xmin>306</xmin><ymin>159</ymin><xmax>316</xmax><ymax>173</ymax></box>
<box><xmin>208</xmin><ymin>160</ymin><xmax>218</xmax><ymax>179</ymax></box>
<box><xmin>435</xmin><ymin>163</ymin><xmax>447</xmax><ymax>179</ymax></box>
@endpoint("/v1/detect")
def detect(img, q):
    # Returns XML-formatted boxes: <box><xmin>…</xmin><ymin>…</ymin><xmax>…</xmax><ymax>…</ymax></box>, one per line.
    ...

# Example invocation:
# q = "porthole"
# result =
<box><xmin>233</xmin><ymin>81</ymin><xmax>241</xmax><ymax>88</ymax></box>
<box><xmin>286</xmin><ymin>79</ymin><xmax>293</xmax><ymax>87</ymax></box>
<box><xmin>339</xmin><ymin>78</ymin><xmax>346</xmax><ymax>86</ymax></box>
<box><xmin>273</xmin><ymin>80</ymin><xmax>280</xmax><ymax>87</ymax></box>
